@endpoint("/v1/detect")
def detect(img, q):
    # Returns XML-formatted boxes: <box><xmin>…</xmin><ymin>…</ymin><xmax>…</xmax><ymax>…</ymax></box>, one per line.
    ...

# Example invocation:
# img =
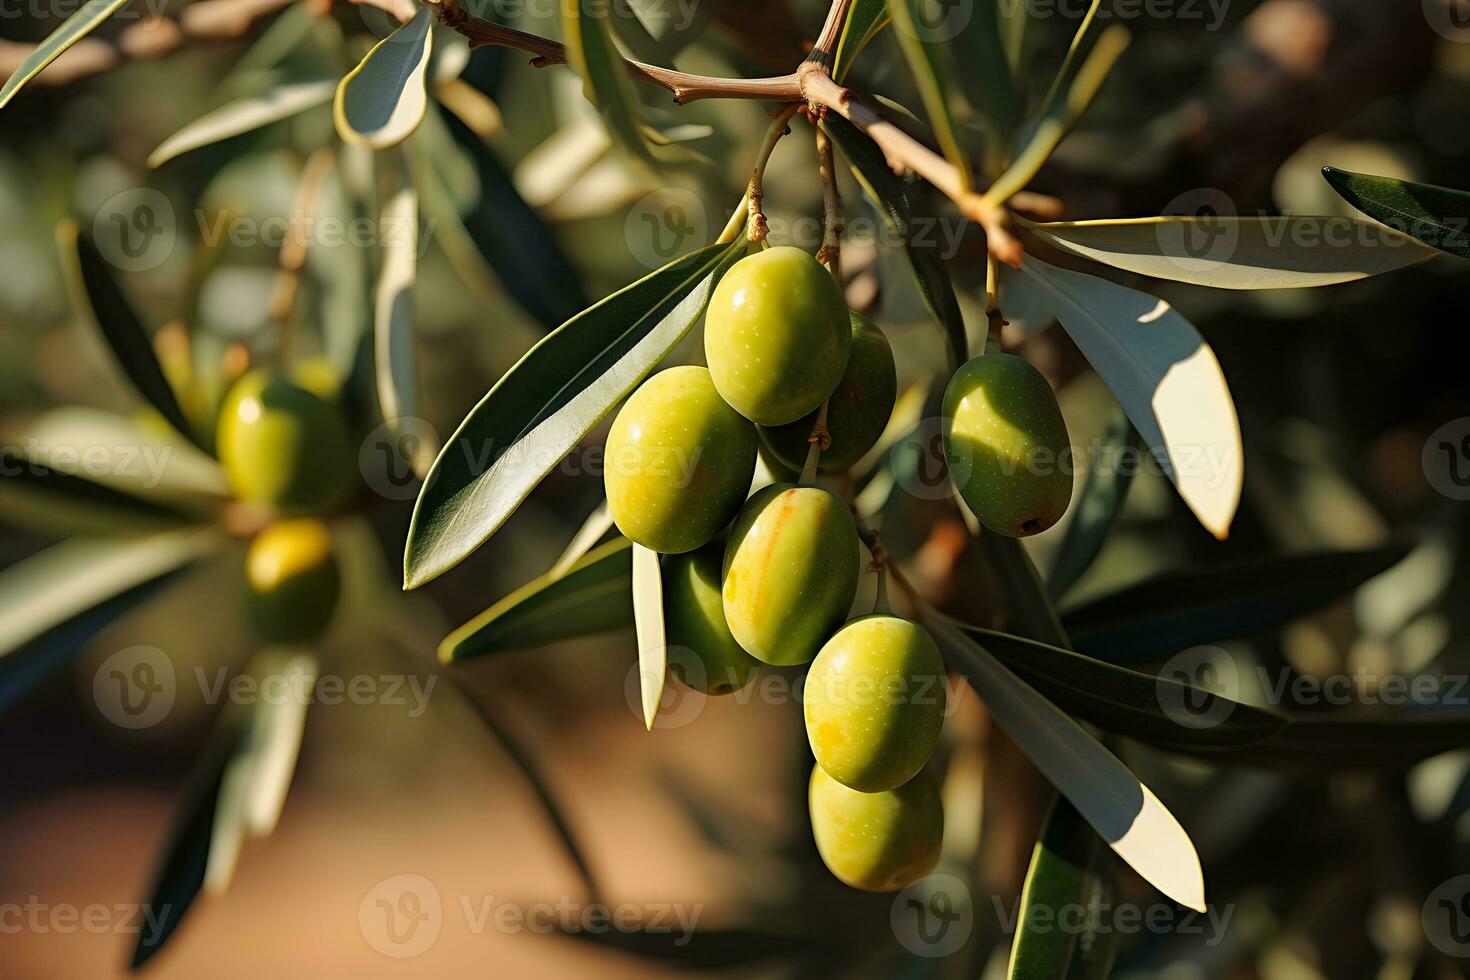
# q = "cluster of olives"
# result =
<box><xmin>216</xmin><ymin>368</ymin><xmax>350</xmax><ymax>646</ymax></box>
<box><xmin>605</xmin><ymin>246</ymin><xmax>957</xmax><ymax>891</ymax></box>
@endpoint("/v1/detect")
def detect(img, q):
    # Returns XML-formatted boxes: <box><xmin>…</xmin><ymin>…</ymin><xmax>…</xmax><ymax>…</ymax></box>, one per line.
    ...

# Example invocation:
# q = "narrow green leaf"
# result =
<box><xmin>562</xmin><ymin>0</ymin><xmax>655</xmax><ymax>164</ymax></box>
<box><xmin>432</xmin><ymin>104</ymin><xmax>591</xmax><ymax>330</ymax></box>
<box><xmin>1024</xmin><ymin>215</ymin><xmax>1437</xmax><ymax>289</ymax></box>
<box><xmin>925</xmin><ymin>615</ymin><xmax>1207</xmax><ymax>912</ymax></box>
<box><xmin>0</xmin><ymin>0</ymin><xmax>130</xmax><ymax>109</ymax></box>
<box><xmin>832</xmin><ymin>0</ymin><xmax>891</xmax><ymax>81</ymax></box>
<box><xmin>551</xmin><ymin>500</ymin><xmax>616</xmax><ymax>576</ymax></box>
<box><xmin>58</xmin><ymin>225</ymin><xmax>211</xmax><ymax>454</ymax></box>
<box><xmin>148</xmin><ymin>79</ymin><xmax>335</xmax><ymax>168</ymax></box>
<box><xmin>404</xmin><ymin>241</ymin><xmax>741</xmax><ymax>588</ymax></box>
<box><xmin>439</xmin><ymin>538</ymin><xmax>633</xmax><ymax>661</ymax></box>
<box><xmin>1323</xmin><ymin>166</ymin><xmax>1470</xmax><ymax>259</ymax></box>
<box><xmin>824</xmin><ymin>114</ymin><xmax>968</xmax><ymax>369</ymax></box>
<box><xmin>333</xmin><ymin>8</ymin><xmax>434</xmax><ymax>149</ymax></box>
<box><xmin>887</xmin><ymin>0</ymin><xmax>971</xmax><ymax>191</ymax></box>
<box><xmin>1048</xmin><ymin>410</ymin><xmax>1139</xmax><ymax>599</ymax></box>
<box><xmin>954</xmin><ymin>0</ymin><xmax>1019</xmax><ymax>173</ymax></box>
<box><xmin>632</xmin><ymin>542</ymin><xmax>665</xmax><ymax>730</ymax></box>
<box><xmin>1007</xmin><ymin>797</ymin><xmax>1116</xmax><ymax>979</ymax></box>
<box><xmin>984</xmin><ymin>20</ymin><xmax>1129</xmax><ymax>208</ymax></box>
<box><xmin>373</xmin><ymin>174</ymin><xmax>420</xmax><ymax>444</ymax></box>
<box><xmin>1019</xmin><ymin>255</ymin><xmax>1242</xmax><ymax>540</ymax></box>
<box><xmin>1000</xmin><ymin>0</ymin><xmax>1028</xmax><ymax>72</ymax></box>
<box><xmin>1064</xmin><ymin>543</ymin><xmax>1412</xmax><ymax>662</ymax></box>
<box><xmin>0</xmin><ymin>456</ymin><xmax>189</xmax><ymax>536</ymax></box>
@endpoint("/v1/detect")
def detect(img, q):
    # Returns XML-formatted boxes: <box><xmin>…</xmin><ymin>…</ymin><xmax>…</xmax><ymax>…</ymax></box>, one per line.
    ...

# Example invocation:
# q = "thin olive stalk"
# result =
<box><xmin>746</xmin><ymin>104</ymin><xmax>803</xmax><ymax>244</ymax></box>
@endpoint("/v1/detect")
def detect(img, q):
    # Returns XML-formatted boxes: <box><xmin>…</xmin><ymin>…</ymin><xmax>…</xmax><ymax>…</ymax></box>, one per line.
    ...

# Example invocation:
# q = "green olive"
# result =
<box><xmin>805</xmin><ymin>615</ymin><xmax>946</xmax><ymax>792</ymax></box>
<box><xmin>722</xmin><ymin>483</ymin><xmax>859</xmax><ymax>666</ymax></box>
<box><xmin>604</xmin><ymin>366</ymin><xmax>757</xmax><ymax>554</ymax></box>
<box><xmin>246</xmin><ymin>518</ymin><xmax>341</xmax><ymax>643</ymax></box>
<box><xmin>942</xmin><ymin>353</ymin><xmax>1073</xmax><ymax>537</ymax></box>
<box><xmin>217</xmin><ymin>370</ymin><xmax>354</xmax><ymax>513</ymax></box>
<box><xmin>662</xmin><ymin>542</ymin><xmax>761</xmax><ymax>695</ymax></box>
<box><xmin>759</xmin><ymin>312</ymin><xmax>896</xmax><ymax>473</ymax></box>
<box><xmin>704</xmin><ymin>246</ymin><xmax>851</xmax><ymax>426</ymax></box>
<box><xmin>809</xmin><ymin>764</ymin><xmax>943</xmax><ymax>892</ymax></box>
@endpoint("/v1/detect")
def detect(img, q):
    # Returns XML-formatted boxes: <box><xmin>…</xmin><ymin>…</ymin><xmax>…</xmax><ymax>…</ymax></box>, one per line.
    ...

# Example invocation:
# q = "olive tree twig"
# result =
<box><xmin>814</xmin><ymin>124</ymin><xmax>844</xmax><ymax>281</ymax></box>
<box><xmin>746</xmin><ymin>103</ymin><xmax>802</xmax><ymax>243</ymax></box>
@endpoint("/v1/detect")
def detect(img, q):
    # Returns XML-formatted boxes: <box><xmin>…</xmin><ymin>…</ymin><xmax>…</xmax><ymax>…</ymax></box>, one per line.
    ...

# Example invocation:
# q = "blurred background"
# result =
<box><xmin>3</xmin><ymin>0</ymin><xmax>1470</xmax><ymax>976</ymax></box>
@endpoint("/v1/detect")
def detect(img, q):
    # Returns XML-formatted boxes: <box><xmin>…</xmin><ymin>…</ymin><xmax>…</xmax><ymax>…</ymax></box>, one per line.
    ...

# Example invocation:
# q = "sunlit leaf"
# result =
<box><xmin>1064</xmin><ymin>543</ymin><xmax>1412</xmax><ymax>662</ymax></box>
<box><xmin>1019</xmin><ymin>255</ymin><xmax>1242</xmax><ymax>539</ymax></box>
<box><xmin>1322</xmin><ymin>166</ymin><xmax>1470</xmax><ymax>259</ymax></box>
<box><xmin>925</xmin><ymin>615</ymin><xmax>1207</xmax><ymax>912</ymax></box>
<box><xmin>333</xmin><ymin>8</ymin><xmax>434</xmax><ymax>149</ymax></box>
<box><xmin>373</xmin><ymin>172</ymin><xmax>422</xmax><ymax>464</ymax></box>
<box><xmin>562</xmin><ymin>0</ymin><xmax>656</xmax><ymax>164</ymax></box>
<box><xmin>0</xmin><ymin>456</ymin><xmax>188</xmax><ymax>536</ymax></box>
<box><xmin>551</xmin><ymin>500</ymin><xmax>616</xmax><ymax>576</ymax></box>
<box><xmin>1024</xmin><ymin>215</ymin><xmax>1437</xmax><ymax>289</ymax></box>
<box><xmin>439</xmin><ymin>538</ymin><xmax>633</xmax><ymax>661</ymax></box>
<box><xmin>405</xmin><ymin>241</ymin><xmax>741</xmax><ymax>588</ymax></box>
<box><xmin>824</xmin><ymin>114</ymin><xmax>968</xmax><ymax>369</ymax></box>
<box><xmin>0</xmin><ymin>0</ymin><xmax>131</xmax><ymax>109</ymax></box>
<box><xmin>148</xmin><ymin>79</ymin><xmax>335</xmax><ymax>168</ymax></box>
<box><xmin>632</xmin><ymin>542</ymin><xmax>665</xmax><ymax>730</ymax></box>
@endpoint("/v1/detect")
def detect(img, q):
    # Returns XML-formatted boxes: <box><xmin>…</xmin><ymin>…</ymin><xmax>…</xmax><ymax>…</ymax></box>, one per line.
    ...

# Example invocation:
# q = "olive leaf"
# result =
<box><xmin>551</xmin><ymin>501</ymin><xmax>617</xmax><ymax>576</ymax></box>
<box><xmin>333</xmin><ymin>7</ymin><xmax>434</xmax><ymax>149</ymax></box>
<box><xmin>925</xmin><ymin>614</ymin><xmax>1207</xmax><ymax>912</ymax></box>
<box><xmin>0</xmin><ymin>0</ymin><xmax>131</xmax><ymax>109</ymax></box>
<box><xmin>1063</xmin><ymin>543</ymin><xmax>1413</xmax><ymax>662</ymax></box>
<box><xmin>1321</xmin><ymin>166</ymin><xmax>1470</xmax><ymax>259</ymax></box>
<box><xmin>1022</xmin><ymin>215</ymin><xmax>1437</xmax><ymax>289</ymax></box>
<box><xmin>58</xmin><ymin>225</ymin><xmax>212</xmax><ymax>454</ymax></box>
<box><xmin>562</xmin><ymin>0</ymin><xmax>656</xmax><ymax>165</ymax></box>
<box><xmin>1019</xmin><ymin>255</ymin><xmax>1243</xmax><ymax>540</ymax></box>
<box><xmin>954</xmin><ymin>0</ymin><xmax>1020</xmax><ymax>173</ymax></box>
<box><xmin>887</xmin><ymin>0</ymin><xmax>971</xmax><ymax>191</ymax></box>
<box><xmin>1007</xmin><ymin>796</ymin><xmax>1118</xmax><ymax>979</ymax></box>
<box><xmin>0</xmin><ymin>528</ymin><xmax>224</xmax><ymax>714</ymax></box>
<box><xmin>439</xmin><ymin>538</ymin><xmax>633</xmax><ymax>662</ymax></box>
<box><xmin>832</xmin><ymin>0</ymin><xmax>891</xmax><ymax>81</ymax></box>
<box><xmin>147</xmin><ymin>79</ymin><xmax>336</xmax><ymax>169</ymax></box>
<box><xmin>404</xmin><ymin>240</ymin><xmax>742</xmax><ymax>588</ymax></box>
<box><xmin>0</xmin><ymin>456</ymin><xmax>186</xmax><ymax>537</ymax></box>
<box><xmin>823</xmin><ymin>114</ymin><xmax>968</xmax><ymax>369</ymax></box>
<box><xmin>632</xmin><ymin>542</ymin><xmax>666</xmax><ymax>730</ymax></box>
<box><xmin>373</xmin><ymin>166</ymin><xmax>425</xmax><ymax>470</ymax></box>
<box><xmin>433</xmin><ymin>104</ymin><xmax>591</xmax><ymax>330</ymax></box>
<box><xmin>1047</xmin><ymin>408</ymin><xmax>1139</xmax><ymax>599</ymax></box>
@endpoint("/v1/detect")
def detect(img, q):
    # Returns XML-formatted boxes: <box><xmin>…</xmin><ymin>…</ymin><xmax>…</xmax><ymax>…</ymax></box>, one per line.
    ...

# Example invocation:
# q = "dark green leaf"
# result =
<box><xmin>823</xmin><ymin>114</ymin><xmax>968</xmax><ymax>369</ymax></box>
<box><xmin>405</xmin><ymin>241</ymin><xmax>741</xmax><ymax>588</ymax></box>
<box><xmin>1047</xmin><ymin>411</ymin><xmax>1138</xmax><ymax>599</ymax></box>
<box><xmin>832</xmin><ymin>0</ymin><xmax>891</xmax><ymax>81</ymax></box>
<box><xmin>0</xmin><ymin>455</ymin><xmax>189</xmax><ymax>536</ymax></box>
<box><xmin>1322</xmin><ymin>166</ymin><xmax>1470</xmax><ymax>259</ymax></box>
<box><xmin>440</xmin><ymin>538</ymin><xmax>633</xmax><ymax>661</ymax></box>
<box><xmin>1063</xmin><ymin>544</ymin><xmax>1413</xmax><ymax>662</ymax></box>
<box><xmin>954</xmin><ymin>0</ymin><xmax>1020</xmax><ymax>173</ymax></box>
<box><xmin>60</xmin><ymin>226</ymin><xmax>210</xmax><ymax>454</ymax></box>
<box><xmin>0</xmin><ymin>0</ymin><xmax>130</xmax><ymax>109</ymax></box>
<box><xmin>437</xmin><ymin>104</ymin><xmax>590</xmax><ymax>330</ymax></box>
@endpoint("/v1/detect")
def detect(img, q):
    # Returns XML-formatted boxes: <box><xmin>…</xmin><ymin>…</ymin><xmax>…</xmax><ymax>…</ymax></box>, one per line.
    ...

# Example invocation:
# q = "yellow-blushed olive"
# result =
<box><xmin>704</xmin><ymin>246</ymin><xmax>851</xmax><ymax>426</ymax></box>
<box><xmin>722</xmin><ymin>483</ymin><xmax>860</xmax><ymax>666</ymax></box>
<box><xmin>217</xmin><ymin>369</ymin><xmax>354</xmax><ymax>513</ymax></box>
<box><xmin>759</xmin><ymin>312</ymin><xmax>897</xmax><ymax>473</ymax></box>
<box><xmin>809</xmin><ymin>764</ymin><xmax>943</xmax><ymax>892</ymax></box>
<box><xmin>245</xmin><ymin>518</ymin><xmax>341</xmax><ymax>643</ymax></box>
<box><xmin>942</xmin><ymin>353</ymin><xmax>1073</xmax><ymax>537</ymax></box>
<box><xmin>805</xmin><ymin>615</ymin><xmax>947</xmax><ymax>792</ymax></box>
<box><xmin>604</xmin><ymin>366</ymin><xmax>757</xmax><ymax>554</ymax></box>
<box><xmin>662</xmin><ymin>542</ymin><xmax>761</xmax><ymax>695</ymax></box>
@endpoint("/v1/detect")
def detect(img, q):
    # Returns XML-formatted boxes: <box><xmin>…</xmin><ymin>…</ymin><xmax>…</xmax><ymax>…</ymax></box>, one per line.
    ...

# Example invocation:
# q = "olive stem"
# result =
<box><xmin>799</xmin><ymin>398</ymin><xmax>832</xmax><ymax>485</ymax></box>
<box><xmin>983</xmin><ymin>253</ymin><xmax>1005</xmax><ymax>356</ymax></box>
<box><xmin>814</xmin><ymin>124</ymin><xmax>844</xmax><ymax>284</ymax></box>
<box><xmin>747</xmin><ymin>104</ymin><xmax>802</xmax><ymax>244</ymax></box>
